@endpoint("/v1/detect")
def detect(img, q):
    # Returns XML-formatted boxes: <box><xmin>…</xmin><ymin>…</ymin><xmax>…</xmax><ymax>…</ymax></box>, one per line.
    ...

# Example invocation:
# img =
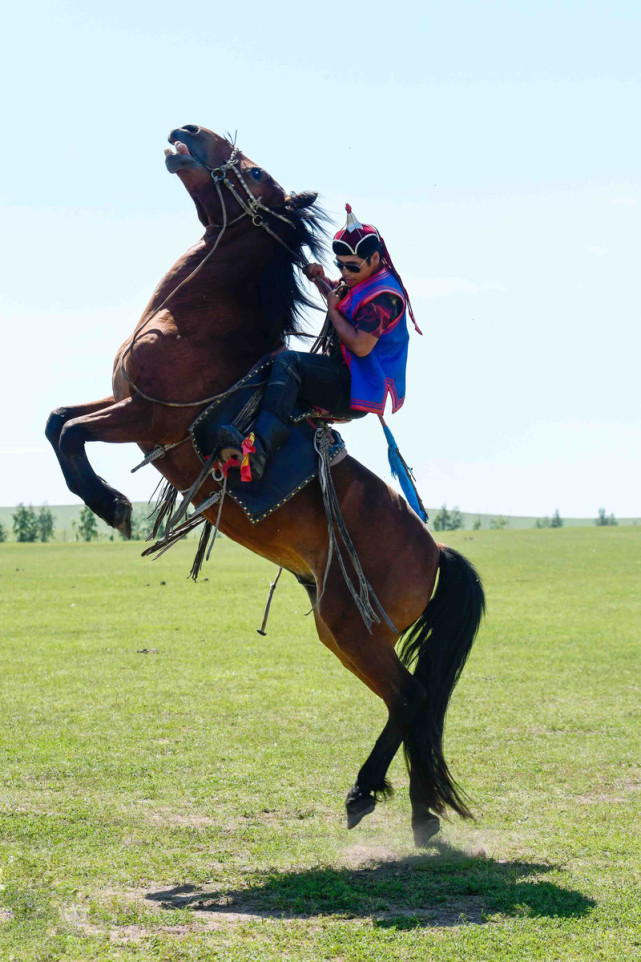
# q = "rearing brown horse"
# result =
<box><xmin>46</xmin><ymin>125</ymin><xmax>485</xmax><ymax>846</ymax></box>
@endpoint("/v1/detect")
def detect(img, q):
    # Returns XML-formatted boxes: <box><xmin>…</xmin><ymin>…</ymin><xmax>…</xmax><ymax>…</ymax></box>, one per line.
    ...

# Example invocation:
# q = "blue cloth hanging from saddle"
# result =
<box><xmin>189</xmin><ymin>359</ymin><xmax>346</xmax><ymax>524</ymax></box>
<box><xmin>380</xmin><ymin>420</ymin><xmax>428</xmax><ymax>523</ymax></box>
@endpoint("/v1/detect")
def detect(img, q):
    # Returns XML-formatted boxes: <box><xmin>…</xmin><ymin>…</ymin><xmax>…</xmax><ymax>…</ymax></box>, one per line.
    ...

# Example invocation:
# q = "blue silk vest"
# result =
<box><xmin>337</xmin><ymin>267</ymin><xmax>409</xmax><ymax>414</ymax></box>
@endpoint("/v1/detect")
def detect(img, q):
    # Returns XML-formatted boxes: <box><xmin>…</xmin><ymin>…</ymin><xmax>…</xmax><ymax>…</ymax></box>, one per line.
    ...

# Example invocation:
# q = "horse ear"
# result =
<box><xmin>285</xmin><ymin>191</ymin><xmax>318</xmax><ymax>210</ymax></box>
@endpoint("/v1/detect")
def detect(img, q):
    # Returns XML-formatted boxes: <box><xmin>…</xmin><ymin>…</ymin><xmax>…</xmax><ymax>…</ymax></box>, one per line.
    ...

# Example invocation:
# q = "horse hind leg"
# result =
<box><xmin>313</xmin><ymin>607</ymin><xmax>427</xmax><ymax>831</ymax></box>
<box><xmin>344</xmin><ymin>661</ymin><xmax>427</xmax><ymax>830</ymax></box>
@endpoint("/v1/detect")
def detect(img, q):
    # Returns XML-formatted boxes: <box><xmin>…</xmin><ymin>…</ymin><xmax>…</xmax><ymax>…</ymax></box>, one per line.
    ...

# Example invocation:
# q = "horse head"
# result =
<box><xmin>165</xmin><ymin>124</ymin><xmax>315</xmax><ymax>228</ymax></box>
<box><xmin>165</xmin><ymin>124</ymin><xmax>325</xmax><ymax>340</ymax></box>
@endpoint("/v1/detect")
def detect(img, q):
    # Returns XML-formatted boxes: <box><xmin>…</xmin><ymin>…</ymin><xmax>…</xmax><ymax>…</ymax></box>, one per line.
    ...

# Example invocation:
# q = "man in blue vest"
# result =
<box><xmin>220</xmin><ymin>205</ymin><xmax>421</xmax><ymax>482</ymax></box>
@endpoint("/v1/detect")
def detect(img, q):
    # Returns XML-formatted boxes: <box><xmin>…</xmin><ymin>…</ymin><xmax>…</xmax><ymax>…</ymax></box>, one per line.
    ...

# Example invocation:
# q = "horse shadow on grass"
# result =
<box><xmin>145</xmin><ymin>840</ymin><xmax>595</xmax><ymax>929</ymax></box>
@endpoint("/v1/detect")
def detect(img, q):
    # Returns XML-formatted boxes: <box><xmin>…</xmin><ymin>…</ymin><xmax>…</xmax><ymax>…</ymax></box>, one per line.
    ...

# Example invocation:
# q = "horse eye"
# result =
<box><xmin>249</xmin><ymin>167</ymin><xmax>263</xmax><ymax>181</ymax></box>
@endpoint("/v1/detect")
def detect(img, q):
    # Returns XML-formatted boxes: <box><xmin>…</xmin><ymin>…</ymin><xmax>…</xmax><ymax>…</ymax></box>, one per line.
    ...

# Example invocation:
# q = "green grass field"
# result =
<box><xmin>1</xmin><ymin>528</ymin><xmax>640</xmax><ymax>960</ymax></box>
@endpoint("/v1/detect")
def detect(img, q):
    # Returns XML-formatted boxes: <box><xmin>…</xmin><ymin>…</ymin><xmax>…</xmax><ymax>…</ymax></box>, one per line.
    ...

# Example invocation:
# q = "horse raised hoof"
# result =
<box><xmin>412</xmin><ymin>813</ymin><xmax>440</xmax><ymax>848</ymax></box>
<box><xmin>112</xmin><ymin>498</ymin><xmax>133</xmax><ymax>539</ymax></box>
<box><xmin>345</xmin><ymin>786</ymin><xmax>376</xmax><ymax>829</ymax></box>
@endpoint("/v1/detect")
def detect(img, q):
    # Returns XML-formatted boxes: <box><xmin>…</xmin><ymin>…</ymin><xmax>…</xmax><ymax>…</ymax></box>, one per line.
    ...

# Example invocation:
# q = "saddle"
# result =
<box><xmin>189</xmin><ymin>358</ymin><xmax>353</xmax><ymax>524</ymax></box>
<box><xmin>143</xmin><ymin>356</ymin><xmax>396</xmax><ymax>631</ymax></box>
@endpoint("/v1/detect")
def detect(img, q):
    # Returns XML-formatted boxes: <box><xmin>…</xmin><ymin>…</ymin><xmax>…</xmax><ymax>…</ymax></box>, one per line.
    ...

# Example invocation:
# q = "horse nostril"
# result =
<box><xmin>183</xmin><ymin>125</ymin><xmax>200</xmax><ymax>134</ymax></box>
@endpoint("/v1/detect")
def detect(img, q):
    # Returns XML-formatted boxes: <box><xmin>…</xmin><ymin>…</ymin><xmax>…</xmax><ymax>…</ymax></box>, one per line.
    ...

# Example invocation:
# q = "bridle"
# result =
<box><xmin>208</xmin><ymin>146</ymin><xmax>299</xmax><ymax>242</ymax></box>
<box><xmin>119</xmin><ymin>143</ymin><xmax>308</xmax><ymax>408</ymax></box>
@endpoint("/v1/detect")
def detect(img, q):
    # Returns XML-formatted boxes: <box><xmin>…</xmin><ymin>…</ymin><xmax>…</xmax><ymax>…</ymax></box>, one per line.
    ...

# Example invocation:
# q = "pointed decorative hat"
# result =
<box><xmin>332</xmin><ymin>204</ymin><xmax>422</xmax><ymax>334</ymax></box>
<box><xmin>332</xmin><ymin>204</ymin><xmax>381</xmax><ymax>258</ymax></box>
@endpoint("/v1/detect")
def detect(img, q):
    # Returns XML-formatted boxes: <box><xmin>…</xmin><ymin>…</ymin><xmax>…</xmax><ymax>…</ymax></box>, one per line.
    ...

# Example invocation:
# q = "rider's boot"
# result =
<box><xmin>218</xmin><ymin>411</ymin><xmax>290</xmax><ymax>483</ymax></box>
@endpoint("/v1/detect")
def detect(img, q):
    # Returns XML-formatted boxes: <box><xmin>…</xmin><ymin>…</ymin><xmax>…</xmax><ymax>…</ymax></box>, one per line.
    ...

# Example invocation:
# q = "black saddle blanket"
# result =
<box><xmin>189</xmin><ymin>359</ymin><xmax>346</xmax><ymax>524</ymax></box>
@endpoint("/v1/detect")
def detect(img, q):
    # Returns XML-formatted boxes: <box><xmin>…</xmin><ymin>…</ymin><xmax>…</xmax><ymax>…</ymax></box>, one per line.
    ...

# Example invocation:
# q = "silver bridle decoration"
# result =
<box><xmin>205</xmin><ymin>145</ymin><xmax>304</xmax><ymax>260</ymax></box>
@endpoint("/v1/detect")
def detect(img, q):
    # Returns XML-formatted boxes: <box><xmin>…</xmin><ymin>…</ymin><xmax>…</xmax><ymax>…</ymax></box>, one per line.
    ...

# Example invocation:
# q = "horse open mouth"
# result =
<box><xmin>164</xmin><ymin>140</ymin><xmax>201</xmax><ymax>174</ymax></box>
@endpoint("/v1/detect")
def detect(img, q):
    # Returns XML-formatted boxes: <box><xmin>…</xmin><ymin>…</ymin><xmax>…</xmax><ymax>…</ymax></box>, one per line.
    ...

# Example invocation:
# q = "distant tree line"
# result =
<box><xmin>489</xmin><ymin>516</ymin><xmax>508</xmax><ymax>529</ymax></box>
<box><xmin>1</xmin><ymin>501</ymin><xmax>624</xmax><ymax>543</ymax></box>
<box><xmin>10</xmin><ymin>504</ymin><xmax>56</xmax><ymax>542</ymax></box>
<box><xmin>432</xmin><ymin>505</ymin><xmax>463</xmax><ymax>531</ymax></box>
<box><xmin>472</xmin><ymin>515</ymin><xmax>509</xmax><ymax>530</ymax></box>
<box><xmin>594</xmin><ymin>508</ymin><xmax>617</xmax><ymax>527</ymax></box>
<box><xmin>1</xmin><ymin>502</ymin><xmax>165</xmax><ymax>544</ymax></box>
<box><xmin>73</xmin><ymin>505</ymin><xmax>160</xmax><ymax>542</ymax></box>
<box><xmin>535</xmin><ymin>509</ymin><xmax>563</xmax><ymax>528</ymax></box>
<box><xmin>73</xmin><ymin>506</ymin><xmax>99</xmax><ymax>541</ymax></box>
<box><xmin>532</xmin><ymin>508</ymin><xmax>620</xmax><ymax>529</ymax></box>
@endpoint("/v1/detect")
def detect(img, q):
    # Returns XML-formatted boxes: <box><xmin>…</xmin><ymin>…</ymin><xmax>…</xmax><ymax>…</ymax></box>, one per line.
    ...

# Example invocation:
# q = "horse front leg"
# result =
<box><xmin>46</xmin><ymin>398</ymin><xmax>116</xmax><ymax>515</ymax></box>
<box><xmin>45</xmin><ymin>396</ymin><xmax>154</xmax><ymax>537</ymax></box>
<box><xmin>46</xmin><ymin>397</ymin><xmax>115</xmax><ymax>448</ymax></box>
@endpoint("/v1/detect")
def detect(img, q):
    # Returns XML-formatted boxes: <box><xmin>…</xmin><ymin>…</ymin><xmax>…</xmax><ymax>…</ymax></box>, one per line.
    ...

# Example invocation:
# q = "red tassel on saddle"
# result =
<box><xmin>240</xmin><ymin>432</ymin><xmax>256</xmax><ymax>483</ymax></box>
<box><xmin>217</xmin><ymin>455</ymin><xmax>238</xmax><ymax>479</ymax></box>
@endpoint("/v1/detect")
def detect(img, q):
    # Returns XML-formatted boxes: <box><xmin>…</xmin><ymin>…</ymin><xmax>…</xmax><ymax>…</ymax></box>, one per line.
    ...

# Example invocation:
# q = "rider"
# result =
<box><xmin>221</xmin><ymin>205</ymin><xmax>421</xmax><ymax>482</ymax></box>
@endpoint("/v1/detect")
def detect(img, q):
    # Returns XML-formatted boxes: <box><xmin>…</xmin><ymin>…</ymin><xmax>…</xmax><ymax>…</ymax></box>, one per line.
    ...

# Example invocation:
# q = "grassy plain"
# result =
<box><xmin>0</xmin><ymin>527</ymin><xmax>640</xmax><ymax>961</ymax></box>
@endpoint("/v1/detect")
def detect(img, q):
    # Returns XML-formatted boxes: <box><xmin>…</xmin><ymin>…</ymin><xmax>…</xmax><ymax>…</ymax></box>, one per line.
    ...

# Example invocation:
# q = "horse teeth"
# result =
<box><xmin>164</xmin><ymin>148</ymin><xmax>173</xmax><ymax>157</ymax></box>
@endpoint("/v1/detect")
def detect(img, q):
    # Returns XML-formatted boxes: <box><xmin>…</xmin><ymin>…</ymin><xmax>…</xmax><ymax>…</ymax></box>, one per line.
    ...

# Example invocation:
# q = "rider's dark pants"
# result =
<box><xmin>261</xmin><ymin>350</ymin><xmax>352</xmax><ymax>424</ymax></box>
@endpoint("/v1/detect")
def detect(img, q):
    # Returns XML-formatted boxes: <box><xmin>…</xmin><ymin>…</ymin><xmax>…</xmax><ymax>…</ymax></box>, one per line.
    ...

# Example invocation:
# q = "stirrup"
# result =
<box><xmin>217</xmin><ymin>424</ymin><xmax>245</xmax><ymax>464</ymax></box>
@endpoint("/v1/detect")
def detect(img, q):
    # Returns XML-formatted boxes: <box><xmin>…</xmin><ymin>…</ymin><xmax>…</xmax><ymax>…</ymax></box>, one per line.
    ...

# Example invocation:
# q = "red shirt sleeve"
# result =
<box><xmin>353</xmin><ymin>293</ymin><xmax>403</xmax><ymax>338</ymax></box>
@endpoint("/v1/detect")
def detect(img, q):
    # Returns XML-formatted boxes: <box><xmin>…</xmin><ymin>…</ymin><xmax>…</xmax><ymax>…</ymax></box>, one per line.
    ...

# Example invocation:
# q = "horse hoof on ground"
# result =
<box><xmin>113</xmin><ymin>499</ymin><xmax>132</xmax><ymax>539</ymax></box>
<box><xmin>345</xmin><ymin>787</ymin><xmax>376</xmax><ymax>829</ymax></box>
<box><xmin>412</xmin><ymin>814</ymin><xmax>440</xmax><ymax>848</ymax></box>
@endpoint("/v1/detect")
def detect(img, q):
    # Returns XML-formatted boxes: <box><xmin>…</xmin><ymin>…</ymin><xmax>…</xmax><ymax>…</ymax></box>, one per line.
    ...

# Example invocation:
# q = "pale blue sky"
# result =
<box><xmin>1</xmin><ymin>0</ymin><xmax>639</xmax><ymax>517</ymax></box>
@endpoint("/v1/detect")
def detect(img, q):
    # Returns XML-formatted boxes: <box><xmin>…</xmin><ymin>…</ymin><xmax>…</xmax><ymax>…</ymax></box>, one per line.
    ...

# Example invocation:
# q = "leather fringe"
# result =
<box><xmin>190</xmin><ymin>522</ymin><xmax>214</xmax><ymax>581</ymax></box>
<box><xmin>314</xmin><ymin>426</ymin><xmax>396</xmax><ymax>634</ymax></box>
<box><xmin>147</xmin><ymin>479</ymin><xmax>179</xmax><ymax>541</ymax></box>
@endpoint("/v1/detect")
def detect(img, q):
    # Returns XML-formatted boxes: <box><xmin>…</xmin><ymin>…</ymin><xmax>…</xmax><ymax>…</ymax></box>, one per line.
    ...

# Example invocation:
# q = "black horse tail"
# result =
<box><xmin>398</xmin><ymin>545</ymin><xmax>485</xmax><ymax>819</ymax></box>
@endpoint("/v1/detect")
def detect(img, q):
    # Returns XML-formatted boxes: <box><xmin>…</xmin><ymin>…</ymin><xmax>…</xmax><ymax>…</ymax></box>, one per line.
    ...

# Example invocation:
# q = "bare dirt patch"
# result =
<box><xmin>577</xmin><ymin>793</ymin><xmax>626</xmax><ymax>805</ymax></box>
<box><xmin>616</xmin><ymin>770</ymin><xmax>641</xmax><ymax>794</ymax></box>
<box><xmin>371</xmin><ymin>896</ymin><xmax>487</xmax><ymax>927</ymax></box>
<box><xmin>69</xmin><ymin>899</ymin><xmax>488</xmax><ymax>943</ymax></box>
<box><xmin>149</xmin><ymin>811</ymin><xmax>216</xmax><ymax>829</ymax></box>
<box><xmin>134</xmin><ymin>802</ymin><xmax>216</xmax><ymax>829</ymax></box>
<box><xmin>341</xmin><ymin>844</ymin><xmax>399</xmax><ymax>868</ymax></box>
<box><xmin>71</xmin><ymin>915</ymin><xmax>276</xmax><ymax>944</ymax></box>
<box><xmin>93</xmin><ymin>875</ymin><xmax>492</xmax><ymax>936</ymax></box>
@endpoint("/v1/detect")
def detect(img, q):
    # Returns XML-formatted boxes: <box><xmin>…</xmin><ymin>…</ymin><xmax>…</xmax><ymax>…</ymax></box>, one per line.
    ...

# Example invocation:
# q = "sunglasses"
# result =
<box><xmin>334</xmin><ymin>258</ymin><xmax>367</xmax><ymax>274</ymax></box>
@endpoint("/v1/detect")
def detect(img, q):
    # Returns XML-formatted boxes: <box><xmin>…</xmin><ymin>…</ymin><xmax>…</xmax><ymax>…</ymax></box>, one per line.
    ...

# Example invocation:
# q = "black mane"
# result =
<box><xmin>258</xmin><ymin>197</ymin><xmax>329</xmax><ymax>346</ymax></box>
